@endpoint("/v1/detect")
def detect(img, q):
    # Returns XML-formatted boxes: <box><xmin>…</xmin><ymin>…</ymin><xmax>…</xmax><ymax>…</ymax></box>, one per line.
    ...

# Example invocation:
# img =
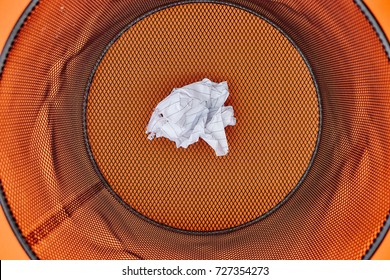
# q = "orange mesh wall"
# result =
<box><xmin>0</xmin><ymin>0</ymin><xmax>389</xmax><ymax>259</ymax></box>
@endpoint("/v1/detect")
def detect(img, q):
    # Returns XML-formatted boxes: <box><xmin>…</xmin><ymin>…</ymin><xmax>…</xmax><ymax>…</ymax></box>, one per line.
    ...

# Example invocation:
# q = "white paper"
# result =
<box><xmin>146</xmin><ymin>78</ymin><xmax>236</xmax><ymax>156</ymax></box>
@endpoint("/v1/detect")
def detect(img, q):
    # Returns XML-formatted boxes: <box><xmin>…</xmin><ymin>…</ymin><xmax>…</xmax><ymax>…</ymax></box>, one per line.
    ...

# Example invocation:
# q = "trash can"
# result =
<box><xmin>0</xmin><ymin>0</ymin><xmax>389</xmax><ymax>259</ymax></box>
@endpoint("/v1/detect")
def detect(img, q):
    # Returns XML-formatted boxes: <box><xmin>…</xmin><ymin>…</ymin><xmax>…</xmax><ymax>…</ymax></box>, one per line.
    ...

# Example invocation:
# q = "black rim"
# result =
<box><xmin>0</xmin><ymin>0</ymin><xmax>388</xmax><ymax>259</ymax></box>
<box><xmin>353</xmin><ymin>0</ymin><xmax>390</xmax><ymax>260</ymax></box>
<box><xmin>0</xmin><ymin>0</ymin><xmax>40</xmax><ymax>260</ymax></box>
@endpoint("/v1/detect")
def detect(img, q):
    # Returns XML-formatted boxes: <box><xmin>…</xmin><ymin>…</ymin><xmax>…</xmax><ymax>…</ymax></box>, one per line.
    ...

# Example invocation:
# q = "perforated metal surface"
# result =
<box><xmin>0</xmin><ymin>0</ymin><xmax>389</xmax><ymax>260</ymax></box>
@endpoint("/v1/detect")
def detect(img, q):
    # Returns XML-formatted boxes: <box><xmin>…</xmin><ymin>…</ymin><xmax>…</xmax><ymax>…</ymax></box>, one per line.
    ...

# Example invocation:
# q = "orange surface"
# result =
<box><xmin>0</xmin><ymin>0</ymin><xmax>389</xmax><ymax>259</ymax></box>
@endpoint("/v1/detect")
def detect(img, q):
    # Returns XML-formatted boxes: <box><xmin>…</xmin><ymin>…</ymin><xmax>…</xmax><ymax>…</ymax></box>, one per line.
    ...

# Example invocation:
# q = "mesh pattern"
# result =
<box><xmin>86</xmin><ymin>3</ymin><xmax>320</xmax><ymax>232</ymax></box>
<box><xmin>0</xmin><ymin>0</ymin><xmax>389</xmax><ymax>259</ymax></box>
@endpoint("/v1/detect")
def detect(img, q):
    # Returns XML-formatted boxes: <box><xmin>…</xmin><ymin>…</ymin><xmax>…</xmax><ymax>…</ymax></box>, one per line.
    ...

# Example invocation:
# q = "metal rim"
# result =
<box><xmin>0</xmin><ymin>0</ymin><xmax>40</xmax><ymax>260</ymax></box>
<box><xmin>354</xmin><ymin>0</ymin><xmax>390</xmax><ymax>260</ymax></box>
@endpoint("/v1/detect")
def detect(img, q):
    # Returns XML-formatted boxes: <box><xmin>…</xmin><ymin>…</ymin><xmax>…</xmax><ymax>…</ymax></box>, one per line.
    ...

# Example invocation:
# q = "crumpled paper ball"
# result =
<box><xmin>146</xmin><ymin>78</ymin><xmax>236</xmax><ymax>156</ymax></box>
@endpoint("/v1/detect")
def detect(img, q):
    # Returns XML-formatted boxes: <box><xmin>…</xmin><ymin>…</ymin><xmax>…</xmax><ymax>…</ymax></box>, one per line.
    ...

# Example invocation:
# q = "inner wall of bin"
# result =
<box><xmin>0</xmin><ymin>0</ymin><xmax>389</xmax><ymax>260</ymax></box>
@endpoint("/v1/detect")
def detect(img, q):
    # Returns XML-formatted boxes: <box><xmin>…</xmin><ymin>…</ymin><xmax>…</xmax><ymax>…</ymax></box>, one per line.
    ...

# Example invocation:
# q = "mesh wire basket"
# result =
<box><xmin>0</xmin><ymin>0</ymin><xmax>389</xmax><ymax>259</ymax></box>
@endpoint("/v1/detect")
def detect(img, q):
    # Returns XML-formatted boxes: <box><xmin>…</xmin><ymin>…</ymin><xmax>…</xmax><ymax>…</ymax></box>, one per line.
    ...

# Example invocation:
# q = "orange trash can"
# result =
<box><xmin>0</xmin><ymin>0</ymin><xmax>389</xmax><ymax>259</ymax></box>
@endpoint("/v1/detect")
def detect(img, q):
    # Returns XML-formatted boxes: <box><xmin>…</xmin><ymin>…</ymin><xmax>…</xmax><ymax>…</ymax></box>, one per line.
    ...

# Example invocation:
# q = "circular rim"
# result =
<box><xmin>0</xmin><ymin>0</ymin><xmax>388</xmax><ymax>259</ymax></box>
<box><xmin>82</xmin><ymin>0</ymin><xmax>322</xmax><ymax>235</ymax></box>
